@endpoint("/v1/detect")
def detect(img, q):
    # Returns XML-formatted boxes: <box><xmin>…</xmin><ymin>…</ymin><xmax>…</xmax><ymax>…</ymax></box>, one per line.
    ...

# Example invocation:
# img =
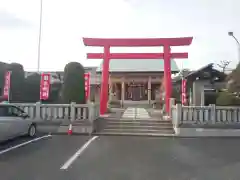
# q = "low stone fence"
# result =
<box><xmin>171</xmin><ymin>104</ymin><xmax>240</xmax><ymax>137</ymax></box>
<box><xmin>11</xmin><ymin>102</ymin><xmax>100</xmax><ymax>134</ymax></box>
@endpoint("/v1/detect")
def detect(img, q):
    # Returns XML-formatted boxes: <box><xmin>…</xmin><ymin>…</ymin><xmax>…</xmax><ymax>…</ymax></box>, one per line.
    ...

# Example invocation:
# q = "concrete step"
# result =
<box><xmin>107</xmin><ymin>118</ymin><xmax>170</xmax><ymax>122</ymax></box>
<box><xmin>94</xmin><ymin>132</ymin><xmax>175</xmax><ymax>137</ymax></box>
<box><xmin>72</xmin><ymin>121</ymin><xmax>91</xmax><ymax>126</ymax></box>
<box><xmin>106</xmin><ymin>123</ymin><xmax>173</xmax><ymax>128</ymax></box>
<box><xmin>120</xmin><ymin>117</ymin><xmax>152</xmax><ymax>120</ymax></box>
<box><xmin>95</xmin><ymin>110</ymin><xmax>174</xmax><ymax>136</ymax></box>
<box><xmin>121</xmin><ymin>116</ymin><xmax>159</xmax><ymax>119</ymax></box>
<box><xmin>105</xmin><ymin>124</ymin><xmax>173</xmax><ymax>130</ymax></box>
<box><xmin>101</xmin><ymin>128</ymin><xmax>174</xmax><ymax>134</ymax></box>
<box><xmin>106</xmin><ymin>120</ymin><xmax>172</xmax><ymax>125</ymax></box>
<box><xmin>98</xmin><ymin>129</ymin><xmax>175</xmax><ymax>136</ymax></box>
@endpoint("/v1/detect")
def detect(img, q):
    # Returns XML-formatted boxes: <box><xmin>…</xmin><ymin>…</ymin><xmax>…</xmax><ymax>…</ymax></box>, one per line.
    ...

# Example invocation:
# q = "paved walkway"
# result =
<box><xmin>121</xmin><ymin>107</ymin><xmax>150</xmax><ymax>119</ymax></box>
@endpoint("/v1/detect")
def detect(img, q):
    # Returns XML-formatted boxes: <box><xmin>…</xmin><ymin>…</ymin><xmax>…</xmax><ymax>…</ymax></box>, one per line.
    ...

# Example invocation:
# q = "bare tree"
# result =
<box><xmin>180</xmin><ymin>68</ymin><xmax>191</xmax><ymax>77</ymax></box>
<box><xmin>217</xmin><ymin>60</ymin><xmax>231</xmax><ymax>73</ymax></box>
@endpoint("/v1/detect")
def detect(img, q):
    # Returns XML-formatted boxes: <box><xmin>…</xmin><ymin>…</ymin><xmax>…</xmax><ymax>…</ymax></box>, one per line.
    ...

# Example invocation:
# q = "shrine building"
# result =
<box><xmin>91</xmin><ymin>59</ymin><xmax>179</xmax><ymax>105</ymax></box>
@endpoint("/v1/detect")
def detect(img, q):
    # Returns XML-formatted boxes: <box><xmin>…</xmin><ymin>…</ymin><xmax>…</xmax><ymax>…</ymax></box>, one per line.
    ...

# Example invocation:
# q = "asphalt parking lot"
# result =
<box><xmin>1</xmin><ymin>135</ymin><xmax>240</xmax><ymax>180</ymax></box>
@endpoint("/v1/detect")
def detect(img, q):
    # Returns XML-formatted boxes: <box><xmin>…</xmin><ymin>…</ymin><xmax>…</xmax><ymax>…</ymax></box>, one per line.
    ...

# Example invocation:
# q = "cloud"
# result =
<box><xmin>0</xmin><ymin>10</ymin><xmax>31</xmax><ymax>28</ymax></box>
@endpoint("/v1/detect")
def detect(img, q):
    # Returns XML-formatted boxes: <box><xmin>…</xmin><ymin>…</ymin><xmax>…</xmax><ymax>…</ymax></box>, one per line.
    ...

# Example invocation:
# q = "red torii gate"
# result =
<box><xmin>83</xmin><ymin>37</ymin><xmax>193</xmax><ymax>115</ymax></box>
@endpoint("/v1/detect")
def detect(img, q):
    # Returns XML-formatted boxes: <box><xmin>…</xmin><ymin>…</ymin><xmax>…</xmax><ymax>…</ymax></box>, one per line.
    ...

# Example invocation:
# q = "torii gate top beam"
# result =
<box><xmin>83</xmin><ymin>37</ymin><xmax>193</xmax><ymax>47</ymax></box>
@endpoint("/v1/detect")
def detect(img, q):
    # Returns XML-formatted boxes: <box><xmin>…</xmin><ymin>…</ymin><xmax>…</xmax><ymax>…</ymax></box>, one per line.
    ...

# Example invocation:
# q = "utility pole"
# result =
<box><xmin>37</xmin><ymin>0</ymin><xmax>43</xmax><ymax>72</ymax></box>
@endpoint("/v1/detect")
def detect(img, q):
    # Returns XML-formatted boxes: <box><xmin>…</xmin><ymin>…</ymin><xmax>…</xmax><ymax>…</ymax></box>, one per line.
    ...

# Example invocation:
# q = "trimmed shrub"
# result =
<box><xmin>24</xmin><ymin>73</ymin><xmax>41</xmax><ymax>102</ymax></box>
<box><xmin>62</xmin><ymin>62</ymin><xmax>85</xmax><ymax>104</ymax></box>
<box><xmin>7</xmin><ymin>63</ymin><xmax>25</xmax><ymax>102</ymax></box>
<box><xmin>216</xmin><ymin>91</ymin><xmax>240</xmax><ymax>106</ymax></box>
<box><xmin>0</xmin><ymin>62</ymin><xmax>8</xmax><ymax>93</ymax></box>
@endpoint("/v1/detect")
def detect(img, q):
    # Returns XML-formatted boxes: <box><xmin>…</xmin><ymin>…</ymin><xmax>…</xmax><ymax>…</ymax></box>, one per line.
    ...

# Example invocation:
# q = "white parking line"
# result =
<box><xmin>60</xmin><ymin>136</ymin><xmax>99</xmax><ymax>170</ymax></box>
<box><xmin>0</xmin><ymin>134</ymin><xmax>52</xmax><ymax>155</ymax></box>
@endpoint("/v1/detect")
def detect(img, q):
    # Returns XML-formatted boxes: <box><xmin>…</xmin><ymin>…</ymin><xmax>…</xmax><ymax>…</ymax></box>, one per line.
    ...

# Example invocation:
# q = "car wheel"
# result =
<box><xmin>28</xmin><ymin>124</ymin><xmax>36</xmax><ymax>137</ymax></box>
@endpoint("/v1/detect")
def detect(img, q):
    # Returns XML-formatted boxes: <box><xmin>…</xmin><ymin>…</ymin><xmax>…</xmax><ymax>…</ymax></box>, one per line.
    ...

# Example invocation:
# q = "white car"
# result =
<box><xmin>0</xmin><ymin>104</ymin><xmax>37</xmax><ymax>142</ymax></box>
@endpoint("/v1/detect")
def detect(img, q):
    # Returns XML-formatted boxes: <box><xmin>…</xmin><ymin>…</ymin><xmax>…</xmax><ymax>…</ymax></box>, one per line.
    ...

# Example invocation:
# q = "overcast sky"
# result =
<box><xmin>0</xmin><ymin>0</ymin><xmax>239</xmax><ymax>71</ymax></box>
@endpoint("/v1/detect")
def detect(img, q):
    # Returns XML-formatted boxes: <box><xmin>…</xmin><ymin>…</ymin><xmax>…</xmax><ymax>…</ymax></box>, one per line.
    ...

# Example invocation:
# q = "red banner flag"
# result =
<box><xmin>84</xmin><ymin>73</ymin><xmax>90</xmax><ymax>99</ymax></box>
<box><xmin>181</xmin><ymin>79</ymin><xmax>187</xmax><ymax>105</ymax></box>
<box><xmin>3</xmin><ymin>71</ymin><xmax>11</xmax><ymax>100</ymax></box>
<box><xmin>40</xmin><ymin>73</ymin><xmax>51</xmax><ymax>100</ymax></box>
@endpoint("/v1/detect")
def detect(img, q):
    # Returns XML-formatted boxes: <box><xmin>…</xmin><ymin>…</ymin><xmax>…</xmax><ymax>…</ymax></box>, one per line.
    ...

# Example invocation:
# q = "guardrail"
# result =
<box><xmin>171</xmin><ymin>104</ymin><xmax>240</xmax><ymax>127</ymax></box>
<box><xmin>11</xmin><ymin>102</ymin><xmax>100</xmax><ymax>123</ymax></box>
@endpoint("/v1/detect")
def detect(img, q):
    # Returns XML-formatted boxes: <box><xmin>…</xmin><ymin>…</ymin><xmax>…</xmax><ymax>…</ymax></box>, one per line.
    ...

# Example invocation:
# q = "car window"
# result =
<box><xmin>0</xmin><ymin>106</ymin><xmax>9</xmax><ymax>116</ymax></box>
<box><xmin>7</xmin><ymin>106</ymin><xmax>22</xmax><ymax>117</ymax></box>
<box><xmin>0</xmin><ymin>106</ymin><xmax>26</xmax><ymax>117</ymax></box>
<box><xmin>15</xmin><ymin>107</ymin><xmax>25</xmax><ymax>114</ymax></box>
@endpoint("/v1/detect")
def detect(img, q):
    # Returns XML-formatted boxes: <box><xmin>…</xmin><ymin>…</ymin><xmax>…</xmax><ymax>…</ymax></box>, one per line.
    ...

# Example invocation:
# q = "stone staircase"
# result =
<box><xmin>95</xmin><ymin>107</ymin><xmax>175</xmax><ymax>136</ymax></box>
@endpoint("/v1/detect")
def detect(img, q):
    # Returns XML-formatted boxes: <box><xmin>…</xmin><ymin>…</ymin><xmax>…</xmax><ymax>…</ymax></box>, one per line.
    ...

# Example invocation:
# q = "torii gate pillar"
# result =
<box><xmin>83</xmin><ymin>37</ymin><xmax>193</xmax><ymax>115</ymax></box>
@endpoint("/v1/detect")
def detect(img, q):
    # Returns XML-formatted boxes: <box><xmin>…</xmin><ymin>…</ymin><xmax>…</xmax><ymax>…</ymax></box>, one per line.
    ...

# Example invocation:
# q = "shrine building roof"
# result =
<box><xmin>96</xmin><ymin>59</ymin><xmax>179</xmax><ymax>72</ymax></box>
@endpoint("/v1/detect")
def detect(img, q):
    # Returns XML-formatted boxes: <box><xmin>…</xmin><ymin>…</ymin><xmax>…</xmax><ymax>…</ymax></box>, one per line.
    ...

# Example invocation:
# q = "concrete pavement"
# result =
<box><xmin>70</xmin><ymin>136</ymin><xmax>240</xmax><ymax>180</ymax></box>
<box><xmin>1</xmin><ymin>135</ymin><xmax>240</xmax><ymax>179</ymax></box>
<box><xmin>0</xmin><ymin>135</ymin><xmax>91</xmax><ymax>180</ymax></box>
